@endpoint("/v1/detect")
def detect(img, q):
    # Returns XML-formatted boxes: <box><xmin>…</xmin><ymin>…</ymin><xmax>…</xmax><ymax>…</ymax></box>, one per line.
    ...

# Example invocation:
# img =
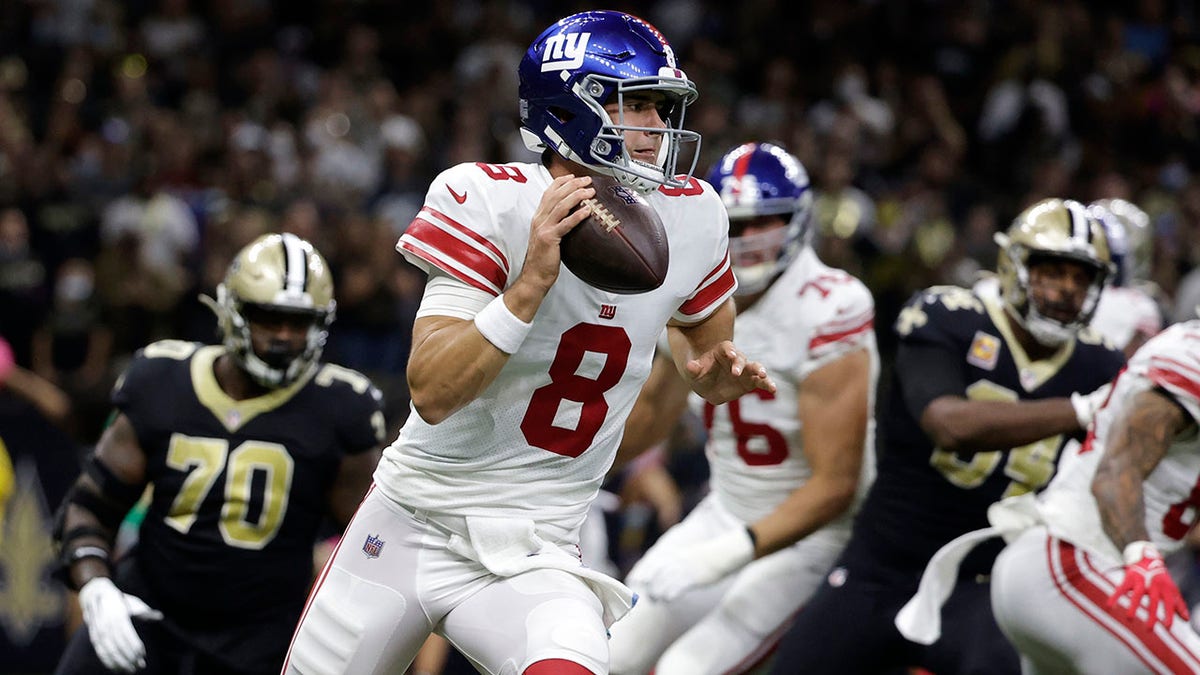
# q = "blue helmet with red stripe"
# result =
<box><xmin>518</xmin><ymin>10</ymin><xmax>700</xmax><ymax>193</ymax></box>
<box><xmin>706</xmin><ymin>142</ymin><xmax>813</xmax><ymax>295</ymax></box>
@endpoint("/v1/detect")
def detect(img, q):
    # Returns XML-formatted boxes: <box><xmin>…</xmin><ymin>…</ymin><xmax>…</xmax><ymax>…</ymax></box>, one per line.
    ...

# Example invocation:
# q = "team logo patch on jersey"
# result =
<box><xmin>599</xmin><ymin>304</ymin><xmax>616</xmax><ymax>320</ymax></box>
<box><xmin>967</xmin><ymin>331</ymin><xmax>1001</xmax><ymax>370</ymax></box>
<box><xmin>362</xmin><ymin>533</ymin><xmax>385</xmax><ymax>559</ymax></box>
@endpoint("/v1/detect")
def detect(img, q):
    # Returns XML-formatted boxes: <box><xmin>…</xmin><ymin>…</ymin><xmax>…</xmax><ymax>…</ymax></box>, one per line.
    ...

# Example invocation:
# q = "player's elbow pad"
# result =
<box><xmin>53</xmin><ymin>453</ymin><xmax>145</xmax><ymax>541</ymax></box>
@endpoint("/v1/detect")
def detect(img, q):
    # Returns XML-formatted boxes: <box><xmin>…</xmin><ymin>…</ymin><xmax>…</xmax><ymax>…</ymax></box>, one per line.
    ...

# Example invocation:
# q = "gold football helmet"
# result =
<box><xmin>202</xmin><ymin>233</ymin><xmax>336</xmax><ymax>387</ymax></box>
<box><xmin>995</xmin><ymin>198</ymin><xmax>1114</xmax><ymax>346</ymax></box>
<box><xmin>1087</xmin><ymin>198</ymin><xmax>1152</xmax><ymax>287</ymax></box>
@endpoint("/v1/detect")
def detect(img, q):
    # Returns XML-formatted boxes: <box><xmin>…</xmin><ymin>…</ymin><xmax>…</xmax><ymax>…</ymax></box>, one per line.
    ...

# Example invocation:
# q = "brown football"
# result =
<box><xmin>560</xmin><ymin>174</ymin><xmax>669</xmax><ymax>294</ymax></box>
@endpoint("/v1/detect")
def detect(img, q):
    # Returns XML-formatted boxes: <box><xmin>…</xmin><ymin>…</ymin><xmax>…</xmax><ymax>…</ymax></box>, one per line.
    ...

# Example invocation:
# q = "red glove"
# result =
<box><xmin>1107</xmin><ymin>541</ymin><xmax>1190</xmax><ymax>629</ymax></box>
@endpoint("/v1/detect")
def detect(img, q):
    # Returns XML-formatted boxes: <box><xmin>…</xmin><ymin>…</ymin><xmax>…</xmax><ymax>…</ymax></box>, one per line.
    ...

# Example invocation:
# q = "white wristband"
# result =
<box><xmin>1123</xmin><ymin>540</ymin><xmax>1160</xmax><ymax>564</ymax></box>
<box><xmin>474</xmin><ymin>294</ymin><xmax>532</xmax><ymax>355</ymax></box>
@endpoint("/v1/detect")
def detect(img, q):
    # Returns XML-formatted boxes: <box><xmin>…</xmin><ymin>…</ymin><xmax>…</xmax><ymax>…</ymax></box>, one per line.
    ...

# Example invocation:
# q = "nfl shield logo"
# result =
<box><xmin>362</xmin><ymin>533</ymin><xmax>385</xmax><ymax>559</ymax></box>
<box><xmin>609</xmin><ymin>185</ymin><xmax>642</xmax><ymax>206</ymax></box>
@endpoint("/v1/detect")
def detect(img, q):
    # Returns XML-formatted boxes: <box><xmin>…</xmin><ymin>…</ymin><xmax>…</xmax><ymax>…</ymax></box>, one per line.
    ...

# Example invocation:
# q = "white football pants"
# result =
<box><xmin>992</xmin><ymin>526</ymin><xmax>1200</xmax><ymax>675</ymax></box>
<box><xmin>607</xmin><ymin>493</ymin><xmax>848</xmax><ymax>675</ymax></box>
<box><xmin>282</xmin><ymin>487</ymin><xmax>610</xmax><ymax>675</ymax></box>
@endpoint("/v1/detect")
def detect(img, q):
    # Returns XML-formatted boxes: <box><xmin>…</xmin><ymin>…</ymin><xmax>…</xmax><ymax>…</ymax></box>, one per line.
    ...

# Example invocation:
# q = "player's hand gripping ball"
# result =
<box><xmin>561</xmin><ymin>174</ymin><xmax>669</xmax><ymax>294</ymax></box>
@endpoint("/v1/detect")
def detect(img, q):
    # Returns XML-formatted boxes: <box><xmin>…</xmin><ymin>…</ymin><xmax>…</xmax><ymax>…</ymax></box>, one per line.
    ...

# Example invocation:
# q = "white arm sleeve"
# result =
<box><xmin>414</xmin><ymin>273</ymin><xmax>494</xmax><ymax>321</ymax></box>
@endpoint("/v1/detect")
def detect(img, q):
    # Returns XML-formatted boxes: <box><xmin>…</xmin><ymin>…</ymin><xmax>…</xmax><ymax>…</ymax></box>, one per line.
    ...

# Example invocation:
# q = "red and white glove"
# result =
<box><xmin>633</xmin><ymin>527</ymin><xmax>755</xmax><ymax>602</ymax></box>
<box><xmin>1107</xmin><ymin>541</ymin><xmax>1189</xmax><ymax>629</ymax></box>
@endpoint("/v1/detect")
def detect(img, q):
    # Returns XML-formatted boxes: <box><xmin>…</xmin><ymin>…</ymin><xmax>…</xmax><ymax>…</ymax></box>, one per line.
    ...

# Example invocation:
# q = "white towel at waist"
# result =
<box><xmin>444</xmin><ymin>514</ymin><xmax>636</xmax><ymax>628</ymax></box>
<box><xmin>894</xmin><ymin>492</ymin><xmax>1044</xmax><ymax>645</ymax></box>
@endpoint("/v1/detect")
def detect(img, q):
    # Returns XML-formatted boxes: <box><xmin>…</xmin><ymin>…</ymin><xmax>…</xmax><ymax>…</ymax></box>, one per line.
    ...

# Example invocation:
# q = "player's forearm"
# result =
<box><xmin>61</xmin><ymin>505</ymin><xmax>117</xmax><ymax>588</ymax></box>
<box><xmin>751</xmin><ymin>473</ymin><xmax>858</xmax><ymax>557</ymax></box>
<box><xmin>407</xmin><ymin>316</ymin><xmax>515</xmax><ymax>424</ymax></box>
<box><xmin>669</xmin><ymin>301</ymin><xmax>772</xmax><ymax>404</ymax></box>
<box><xmin>668</xmin><ymin>300</ymin><xmax>735</xmax><ymax>369</ymax></box>
<box><xmin>1093</xmin><ymin>390</ymin><xmax>1185</xmax><ymax>551</ymax></box>
<box><xmin>1093</xmin><ymin>459</ymin><xmax>1151</xmax><ymax>554</ymax></box>
<box><xmin>921</xmin><ymin>396</ymin><xmax>1080</xmax><ymax>453</ymax></box>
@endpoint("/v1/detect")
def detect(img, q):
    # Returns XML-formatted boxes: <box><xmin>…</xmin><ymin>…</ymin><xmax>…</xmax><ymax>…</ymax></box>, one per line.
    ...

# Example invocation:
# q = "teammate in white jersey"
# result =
<box><xmin>607</xmin><ymin>143</ymin><xmax>878</xmax><ymax>675</ymax></box>
<box><xmin>282</xmin><ymin>11</ymin><xmax>774</xmax><ymax>675</ymax></box>
<box><xmin>1087</xmin><ymin>198</ymin><xmax>1164</xmax><ymax>359</ymax></box>
<box><xmin>990</xmin><ymin>321</ymin><xmax>1200</xmax><ymax>674</ymax></box>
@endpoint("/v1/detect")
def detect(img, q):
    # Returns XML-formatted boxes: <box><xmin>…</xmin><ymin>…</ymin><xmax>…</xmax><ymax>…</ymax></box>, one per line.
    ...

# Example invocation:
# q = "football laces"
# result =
<box><xmin>581</xmin><ymin>198</ymin><xmax>621</xmax><ymax>232</ymax></box>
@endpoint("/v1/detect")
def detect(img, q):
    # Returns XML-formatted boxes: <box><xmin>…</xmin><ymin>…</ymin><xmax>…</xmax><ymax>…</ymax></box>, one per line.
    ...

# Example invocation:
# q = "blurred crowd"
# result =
<box><xmin>4</xmin><ymin>0</ymin><xmax>1200</xmax><ymax>671</ymax></box>
<box><xmin>4</xmin><ymin>0</ymin><xmax>1200</xmax><ymax>440</ymax></box>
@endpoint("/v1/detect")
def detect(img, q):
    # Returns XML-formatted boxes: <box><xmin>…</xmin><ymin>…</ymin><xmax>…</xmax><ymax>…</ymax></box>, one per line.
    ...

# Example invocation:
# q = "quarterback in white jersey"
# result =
<box><xmin>608</xmin><ymin>143</ymin><xmax>878</xmax><ymax>675</ymax></box>
<box><xmin>283</xmin><ymin>11</ymin><xmax>774</xmax><ymax>675</ymax></box>
<box><xmin>377</xmin><ymin>157</ymin><xmax>735</xmax><ymax>541</ymax></box>
<box><xmin>989</xmin><ymin>321</ymin><xmax>1200</xmax><ymax>674</ymax></box>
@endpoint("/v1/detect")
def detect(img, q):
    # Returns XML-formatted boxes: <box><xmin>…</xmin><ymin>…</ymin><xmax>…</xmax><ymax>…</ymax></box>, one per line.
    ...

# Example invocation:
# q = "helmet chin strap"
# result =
<box><xmin>613</xmin><ymin>158</ymin><xmax>667</xmax><ymax>194</ymax></box>
<box><xmin>617</xmin><ymin>144</ymin><xmax>672</xmax><ymax>194</ymax></box>
<box><xmin>1018</xmin><ymin>304</ymin><xmax>1078</xmax><ymax>347</ymax></box>
<box><xmin>202</xmin><ymin>284</ymin><xmax>325</xmax><ymax>390</ymax></box>
<box><xmin>239</xmin><ymin>348</ymin><xmax>312</xmax><ymax>389</ymax></box>
<box><xmin>240</xmin><ymin>350</ymin><xmax>287</xmax><ymax>388</ymax></box>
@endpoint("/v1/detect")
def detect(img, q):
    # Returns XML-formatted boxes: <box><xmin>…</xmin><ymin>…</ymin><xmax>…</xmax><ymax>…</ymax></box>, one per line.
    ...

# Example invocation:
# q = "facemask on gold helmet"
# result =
<box><xmin>201</xmin><ymin>233</ymin><xmax>336</xmax><ymax>388</ymax></box>
<box><xmin>994</xmin><ymin>198</ymin><xmax>1114</xmax><ymax>347</ymax></box>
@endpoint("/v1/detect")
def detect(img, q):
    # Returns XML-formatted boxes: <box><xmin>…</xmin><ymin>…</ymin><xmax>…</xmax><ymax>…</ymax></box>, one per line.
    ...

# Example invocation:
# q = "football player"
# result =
<box><xmin>52</xmin><ymin>233</ymin><xmax>385</xmax><ymax>674</ymax></box>
<box><xmin>989</xmin><ymin>320</ymin><xmax>1200</xmax><ymax>673</ymax></box>
<box><xmin>282</xmin><ymin>11</ymin><xmax>774</xmax><ymax>675</ymax></box>
<box><xmin>770</xmin><ymin>199</ymin><xmax>1126</xmax><ymax>674</ymax></box>
<box><xmin>1088</xmin><ymin>198</ymin><xmax>1164</xmax><ymax>358</ymax></box>
<box><xmin>606</xmin><ymin>142</ymin><xmax>878</xmax><ymax>675</ymax></box>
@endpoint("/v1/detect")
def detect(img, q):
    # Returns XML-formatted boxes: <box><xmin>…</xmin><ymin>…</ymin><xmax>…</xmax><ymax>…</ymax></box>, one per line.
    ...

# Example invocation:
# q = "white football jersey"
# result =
<box><xmin>376</xmin><ymin>162</ymin><xmax>735</xmax><ymax>542</ymax></box>
<box><xmin>692</xmin><ymin>246</ymin><xmax>878</xmax><ymax>524</ymax></box>
<box><xmin>1090</xmin><ymin>285</ymin><xmax>1163</xmax><ymax>351</ymax></box>
<box><xmin>1038</xmin><ymin>320</ymin><xmax>1200</xmax><ymax>560</ymax></box>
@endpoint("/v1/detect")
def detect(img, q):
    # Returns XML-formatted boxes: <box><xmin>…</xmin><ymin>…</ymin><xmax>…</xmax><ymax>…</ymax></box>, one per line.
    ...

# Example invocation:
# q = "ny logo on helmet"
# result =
<box><xmin>542</xmin><ymin>32</ymin><xmax>590</xmax><ymax>72</ymax></box>
<box><xmin>720</xmin><ymin>175</ymin><xmax>765</xmax><ymax>205</ymax></box>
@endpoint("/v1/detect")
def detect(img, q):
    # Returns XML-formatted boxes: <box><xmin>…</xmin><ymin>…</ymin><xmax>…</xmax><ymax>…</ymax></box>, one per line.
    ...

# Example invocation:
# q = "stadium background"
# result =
<box><xmin>3</xmin><ymin>0</ymin><xmax>1200</xmax><ymax>672</ymax></box>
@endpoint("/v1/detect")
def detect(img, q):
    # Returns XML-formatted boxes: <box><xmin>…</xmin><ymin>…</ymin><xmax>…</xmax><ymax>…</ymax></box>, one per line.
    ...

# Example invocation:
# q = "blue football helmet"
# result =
<box><xmin>518</xmin><ymin>11</ymin><xmax>700</xmax><ymax>193</ymax></box>
<box><xmin>706</xmin><ymin>142</ymin><xmax>814</xmax><ymax>295</ymax></box>
<box><xmin>1087</xmin><ymin>198</ymin><xmax>1151</xmax><ymax>287</ymax></box>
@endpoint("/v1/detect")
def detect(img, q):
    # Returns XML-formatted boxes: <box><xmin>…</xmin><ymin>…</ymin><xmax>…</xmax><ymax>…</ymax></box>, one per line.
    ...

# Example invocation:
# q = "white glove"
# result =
<box><xmin>1070</xmin><ymin>382</ymin><xmax>1113</xmax><ymax>430</ymax></box>
<box><xmin>635</xmin><ymin>527</ymin><xmax>755</xmax><ymax>602</ymax></box>
<box><xmin>78</xmin><ymin>577</ymin><xmax>163</xmax><ymax>673</ymax></box>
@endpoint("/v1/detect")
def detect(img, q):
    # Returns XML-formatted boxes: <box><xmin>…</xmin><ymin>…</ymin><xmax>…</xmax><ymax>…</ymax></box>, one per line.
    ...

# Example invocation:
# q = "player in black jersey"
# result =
<box><xmin>52</xmin><ymin>233</ymin><xmax>385</xmax><ymax>675</ymax></box>
<box><xmin>770</xmin><ymin>198</ymin><xmax>1127</xmax><ymax>675</ymax></box>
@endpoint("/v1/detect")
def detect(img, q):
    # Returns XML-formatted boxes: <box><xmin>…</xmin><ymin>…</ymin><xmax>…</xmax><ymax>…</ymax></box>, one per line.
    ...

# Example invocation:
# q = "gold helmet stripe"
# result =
<box><xmin>280</xmin><ymin>232</ymin><xmax>309</xmax><ymax>296</ymax></box>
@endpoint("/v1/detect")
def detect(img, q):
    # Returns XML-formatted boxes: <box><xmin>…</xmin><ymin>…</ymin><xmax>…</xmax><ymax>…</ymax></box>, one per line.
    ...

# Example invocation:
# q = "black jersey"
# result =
<box><xmin>855</xmin><ymin>286</ymin><xmax>1124</xmax><ymax>577</ymax></box>
<box><xmin>112</xmin><ymin>340</ymin><xmax>383</xmax><ymax>669</ymax></box>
